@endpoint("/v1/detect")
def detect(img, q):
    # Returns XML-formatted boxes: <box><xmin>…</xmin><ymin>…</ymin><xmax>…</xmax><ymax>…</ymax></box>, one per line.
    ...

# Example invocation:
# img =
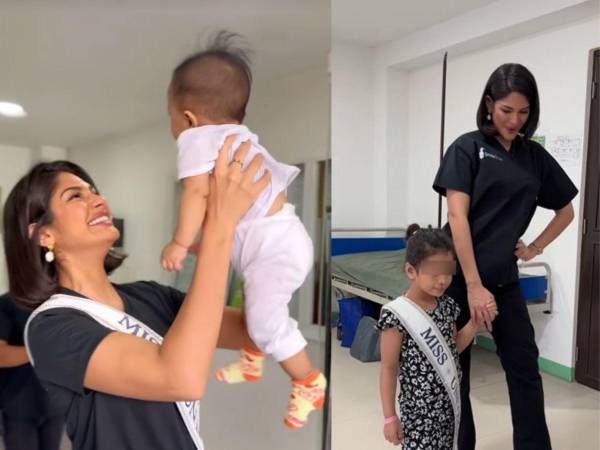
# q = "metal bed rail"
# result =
<box><xmin>332</xmin><ymin>262</ymin><xmax>553</xmax><ymax>313</ymax></box>
<box><xmin>332</xmin><ymin>275</ymin><xmax>392</xmax><ymax>306</ymax></box>
<box><xmin>332</xmin><ymin>227</ymin><xmax>407</xmax><ymax>238</ymax></box>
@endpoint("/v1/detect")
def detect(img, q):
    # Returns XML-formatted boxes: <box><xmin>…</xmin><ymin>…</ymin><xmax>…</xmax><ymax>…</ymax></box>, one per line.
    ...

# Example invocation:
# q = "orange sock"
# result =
<box><xmin>294</xmin><ymin>370</ymin><xmax>321</xmax><ymax>386</ymax></box>
<box><xmin>243</xmin><ymin>347</ymin><xmax>265</xmax><ymax>358</ymax></box>
<box><xmin>215</xmin><ymin>347</ymin><xmax>265</xmax><ymax>384</ymax></box>
<box><xmin>285</xmin><ymin>370</ymin><xmax>327</xmax><ymax>429</ymax></box>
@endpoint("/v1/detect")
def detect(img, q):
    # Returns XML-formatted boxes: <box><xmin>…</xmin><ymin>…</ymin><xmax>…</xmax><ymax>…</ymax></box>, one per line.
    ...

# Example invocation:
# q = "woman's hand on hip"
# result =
<box><xmin>514</xmin><ymin>240</ymin><xmax>537</xmax><ymax>262</ymax></box>
<box><xmin>467</xmin><ymin>282</ymin><xmax>496</xmax><ymax>332</ymax></box>
<box><xmin>205</xmin><ymin>135</ymin><xmax>271</xmax><ymax>231</ymax></box>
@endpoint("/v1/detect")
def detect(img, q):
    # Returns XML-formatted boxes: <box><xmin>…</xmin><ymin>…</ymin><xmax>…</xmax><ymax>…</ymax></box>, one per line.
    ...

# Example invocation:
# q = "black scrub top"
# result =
<box><xmin>0</xmin><ymin>293</ymin><xmax>61</xmax><ymax>420</ymax></box>
<box><xmin>433</xmin><ymin>130</ymin><xmax>578</xmax><ymax>286</ymax></box>
<box><xmin>26</xmin><ymin>281</ymin><xmax>197</xmax><ymax>450</ymax></box>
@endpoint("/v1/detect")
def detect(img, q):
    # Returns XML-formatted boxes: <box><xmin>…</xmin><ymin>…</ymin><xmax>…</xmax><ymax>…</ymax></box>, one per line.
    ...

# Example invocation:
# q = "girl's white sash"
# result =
<box><xmin>383</xmin><ymin>296</ymin><xmax>460</xmax><ymax>450</ymax></box>
<box><xmin>24</xmin><ymin>294</ymin><xmax>204</xmax><ymax>450</ymax></box>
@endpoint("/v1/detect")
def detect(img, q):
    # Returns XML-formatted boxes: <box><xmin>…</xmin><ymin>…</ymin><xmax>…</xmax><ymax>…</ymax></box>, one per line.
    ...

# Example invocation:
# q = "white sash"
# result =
<box><xmin>383</xmin><ymin>296</ymin><xmax>461</xmax><ymax>450</ymax></box>
<box><xmin>24</xmin><ymin>294</ymin><xmax>204</xmax><ymax>450</ymax></box>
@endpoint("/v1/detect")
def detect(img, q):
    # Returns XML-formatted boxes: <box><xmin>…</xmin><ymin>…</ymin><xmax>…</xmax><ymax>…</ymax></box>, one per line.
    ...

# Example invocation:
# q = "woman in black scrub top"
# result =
<box><xmin>433</xmin><ymin>63</ymin><xmax>578</xmax><ymax>450</ymax></box>
<box><xmin>0</xmin><ymin>293</ymin><xmax>64</xmax><ymax>450</ymax></box>
<box><xmin>1</xmin><ymin>138</ymin><xmax>268</xmax><ymax>450</ymax></box>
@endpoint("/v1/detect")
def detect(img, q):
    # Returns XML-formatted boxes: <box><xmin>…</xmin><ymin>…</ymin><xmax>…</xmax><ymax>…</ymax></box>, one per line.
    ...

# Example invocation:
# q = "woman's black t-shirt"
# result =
<box><xmin>433</xmin><ymin>130</ymin><xmax>578</xmax><ymax>286</ymax></box>
<box><xmin>26</xmin><ymin>281</ymin><xmax>196</xmax><ymax>450</ymax></box>
<box><xmin>0</xmin><ymin>293</ymin><xmax>62</xmax><ymax>420</ymax></box>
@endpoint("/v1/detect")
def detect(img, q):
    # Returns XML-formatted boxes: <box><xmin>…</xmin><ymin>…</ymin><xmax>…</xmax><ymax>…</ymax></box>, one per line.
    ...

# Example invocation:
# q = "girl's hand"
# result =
<box><xmin>514</xmin><ymin>240</ymin><xmax>537</xmax><ymax>262</ymax></box>
<box><xmin>467</xmin><ymin>282</ymin><xmax>496</xmax><ymax>332</ymax></box>
<box><xmin>486</xmin><ymin>298</ymin><xmax>498</xmax><ymax>316</ymax></box>
<box><xmin>471</xmin><ymin>316</ymin><xmax>487</xmax><ymax>332</ymax></box>
<box><xmin>205</xmin><ymin>136</ymin><xmax>271</xmax><ymax>231</ymax></box>
<box><xmin>469</xmin><ymin>296</ymin><xmax>498</xmax><ymax>332</ymax></box>
<box><xmin>383</xmin><ymin>417</ymin><xmax>404</xmax><ymax>446</ymax></box>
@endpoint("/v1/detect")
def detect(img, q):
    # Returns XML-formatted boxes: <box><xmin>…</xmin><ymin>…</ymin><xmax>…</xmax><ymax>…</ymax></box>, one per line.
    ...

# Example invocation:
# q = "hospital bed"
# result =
<box><xmin>332</xmin><ymin>228</ymin><xmax>553</xmax><ymax>314</ymax></box>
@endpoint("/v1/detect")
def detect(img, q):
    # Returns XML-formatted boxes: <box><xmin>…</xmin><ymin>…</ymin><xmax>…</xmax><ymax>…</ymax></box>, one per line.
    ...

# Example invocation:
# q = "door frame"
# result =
<box><xmin>573</xmin><ymin>47</ymin><xmax>599</xmax><ymax>389</ymax></box>
<box><xmin>296</xmin><ymin>158</ymin><xmax>329</xmax><ymax>341</ymax></box>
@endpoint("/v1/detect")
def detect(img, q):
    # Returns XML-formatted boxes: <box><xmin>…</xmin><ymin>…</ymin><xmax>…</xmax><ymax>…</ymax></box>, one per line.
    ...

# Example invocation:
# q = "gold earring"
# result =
<box><xmin>45</xmin><ymin>244</ymin><xmax>55</xmax><ymax>263</ymax></box>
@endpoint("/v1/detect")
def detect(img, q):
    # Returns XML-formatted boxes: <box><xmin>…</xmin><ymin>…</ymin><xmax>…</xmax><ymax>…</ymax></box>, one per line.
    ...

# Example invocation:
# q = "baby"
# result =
<box><xmin>161</xmin><ymin>31</ymin><xmax>326</xmax><ymax>430</ymax></box>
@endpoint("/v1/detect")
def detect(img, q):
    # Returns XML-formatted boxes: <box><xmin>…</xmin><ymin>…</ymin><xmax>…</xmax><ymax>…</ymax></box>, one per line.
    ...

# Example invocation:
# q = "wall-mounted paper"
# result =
<box><xmin>546</xmin><ymin>135</ymin><xmax>583</xmax><ymax>167</ymax></box>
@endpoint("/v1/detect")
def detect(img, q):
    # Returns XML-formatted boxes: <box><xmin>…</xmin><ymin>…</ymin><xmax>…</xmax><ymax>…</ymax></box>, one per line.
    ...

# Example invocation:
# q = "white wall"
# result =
<box><xmin>248</xmin><ymin>66</ymin><xmax>329</xmax><ymax>164</ymax></box>
<box><xmin>330</xmin><ymin>1</ymin><xmax>594</xmax><ymax>228</ymax></box>
<box><xmin>69</xmin><ymin>125</ymin><xmax>178</xmax><ymax>286</ymax></box>
<box><xmin>331</xmin><ymin>42</ymin><xmax>377</xmax><ymax>229</ymax></box>
<box><xmin>375</xmin><ymin>0</ymin><xmax>596</xmax><ymax>69</ymax></box>
<box><xmin>332</xmin><ymin>0</ymin><xmax>599</xmax><ymax>368</ymax></box>
<box><xmin>38</xmin><ymin>145</ymin><xmax>68</xmax><ymax>161</ymax></box>
<box><xmin>369</xmin><ymin>0</ymin><xmax>598</xmax><ymax>230</ymax></box>
<box><xmin>384</xmin><ymin>68</ymin><xmax>410</xmax><ymax>228</ymax></box>
<box><xmin>248</xmin><ymin>66</ymin><xmax>329</xmax><ymax>337</ymax></box>
<box><xmin>0</xmin><ymin>145</ymin><xmax>35</xmax><ymax>293</ymax></box>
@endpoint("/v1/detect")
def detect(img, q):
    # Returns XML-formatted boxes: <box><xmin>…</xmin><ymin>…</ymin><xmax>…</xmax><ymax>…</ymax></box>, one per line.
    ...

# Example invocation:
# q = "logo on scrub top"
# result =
<box><xmin>479</xmin><ymin>147</ymin><xmax>504</xmax><ymax>162</ymax></box>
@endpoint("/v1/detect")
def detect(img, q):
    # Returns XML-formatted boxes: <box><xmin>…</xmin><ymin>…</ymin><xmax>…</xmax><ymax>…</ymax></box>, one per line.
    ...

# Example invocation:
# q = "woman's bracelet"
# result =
<box><xmin>528</xmin><ymin>242</ymin><xmax>543</xmax><ymax>254</ymax></box>
<box><xmin>384</xmin><ymin>415</ymin><xmax>399</xmax><ymax>425</ymax></box>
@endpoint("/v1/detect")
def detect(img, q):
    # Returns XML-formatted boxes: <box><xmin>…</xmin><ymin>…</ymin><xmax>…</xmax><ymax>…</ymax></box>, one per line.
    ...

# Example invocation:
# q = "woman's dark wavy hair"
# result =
<box><xmin>3</xmin><ymin>161</ymin><xmax>126</xmax><ymax>308</ymax></box>
<box><xmin>405</xmin><ymin>224</ymin><xmax>454</xmax><ymax>268</ymax></box>
<box><xmin>476</xmin><ymin>63</ymin><xmax>540</xmax><ymax>140</ymax></box>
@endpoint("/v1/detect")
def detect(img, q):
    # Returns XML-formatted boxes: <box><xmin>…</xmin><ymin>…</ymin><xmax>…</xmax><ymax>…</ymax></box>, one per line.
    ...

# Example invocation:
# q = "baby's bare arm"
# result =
<box><xmin>173</xmin><ymin>174</ymin><xmax>210</xmax><ymax>248</ymax></box>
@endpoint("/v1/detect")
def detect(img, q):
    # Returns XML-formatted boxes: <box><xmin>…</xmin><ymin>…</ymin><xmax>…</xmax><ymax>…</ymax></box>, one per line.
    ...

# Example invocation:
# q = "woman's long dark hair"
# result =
<box><xmin>3</xmin><ymin>161</ymin><xmax>125</xmax><ymax>308</ymax></box>
<box><xmin>476</xmin><ymin>63</ymin><xmax>540</xmax><ymax>140</ymax></box>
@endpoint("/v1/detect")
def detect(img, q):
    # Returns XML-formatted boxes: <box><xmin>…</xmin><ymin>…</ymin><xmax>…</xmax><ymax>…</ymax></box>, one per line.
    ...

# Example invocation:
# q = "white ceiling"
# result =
<box><xmin>333</xmin><ymin>0</ymin><xmax>496</xmax><ymax>46</ymax></box>
<box><xmin>0</xmin><ymin>0</ymin><xmax>329</xmax><ymax>149</ymax></box>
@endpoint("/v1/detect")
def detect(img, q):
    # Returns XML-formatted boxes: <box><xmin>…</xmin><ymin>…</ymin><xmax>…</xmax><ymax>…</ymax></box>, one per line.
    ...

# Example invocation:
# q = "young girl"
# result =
<box><xmin>378</xmin><ymin>225</ymin><xmax>497</xmax><ymax>449</ymax></box>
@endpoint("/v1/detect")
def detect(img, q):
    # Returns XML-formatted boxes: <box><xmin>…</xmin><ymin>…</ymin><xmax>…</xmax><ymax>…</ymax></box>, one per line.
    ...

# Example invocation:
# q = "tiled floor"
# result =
<box><xmin>4</xmin><ymin>340</ymin><xmax>598</xmax><ymax>449</ymax></box>
<box><xmin>332</xmin><ymin>342</ymin><xmax>600</xmax><ymax>449</ymax></box>
<box><xmin>1</xmin><ymin>340</ymin><xmax>326</xmax><ymax>450</ymax></box>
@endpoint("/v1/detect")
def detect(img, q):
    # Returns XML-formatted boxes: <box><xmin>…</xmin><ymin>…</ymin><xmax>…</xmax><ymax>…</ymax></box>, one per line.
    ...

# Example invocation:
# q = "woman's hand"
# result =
<box><xmin>514</xmin><ymin>240</ymin><xmax>537</xmax><ymax>262</ymax></box>
<box><xmin>205</xmin><ymin>136</ymin><xmax>271</xmax><ymax>232</ymax></box>
<box><xmin>383</xmin><ymin>417</ymin><xmax>404</xmax><ymax>446</ymax></box>
<box><xmin>467</xmin><ymin>282</ymin><xmax>496</xmax><ymax>332</ymax></box>
<box><xmin>469</xmin><ymin>297</ymin><xmax>499</xmax><ymax>332</ymax></box>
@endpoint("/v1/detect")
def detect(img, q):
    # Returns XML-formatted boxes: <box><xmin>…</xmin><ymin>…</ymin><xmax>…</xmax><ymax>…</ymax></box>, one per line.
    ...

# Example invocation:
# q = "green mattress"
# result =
<box><xmin>332</xmin><ymin>250</ymin><xmax>411</xmax><ymax>299</ymax></box>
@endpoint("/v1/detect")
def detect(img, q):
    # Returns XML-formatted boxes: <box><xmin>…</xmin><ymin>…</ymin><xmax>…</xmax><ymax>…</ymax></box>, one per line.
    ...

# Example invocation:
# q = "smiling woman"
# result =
<box><xmin>476</xmin><ymin>63</ymin><xmax>539</xmax><ymax>149</ymax></box>
<box><xmin>0</xmin><ymin>3</ymin><xmax>331</xmax><ymax>448</ymax></box>
<box><xmin>433</xmin><ymin>63</ymin><xmax>578</xmax><ymax>450</ymax></box>
<box><xmin>1</xmin><ymin>145</ymin><xmax>269</xmax><ymax>450</ymax></box>
<box><xmin>3</xmin><ymin>161</ymin><xmax>125</xmax><ymax>309</ymax></box>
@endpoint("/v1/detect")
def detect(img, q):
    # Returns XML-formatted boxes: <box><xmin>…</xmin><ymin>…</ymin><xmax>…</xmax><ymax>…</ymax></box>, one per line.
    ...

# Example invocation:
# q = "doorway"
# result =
<box><xmin>575</xmin><ymin>48</ymin><xmax>599</xmax><ymax>390</ymax></box>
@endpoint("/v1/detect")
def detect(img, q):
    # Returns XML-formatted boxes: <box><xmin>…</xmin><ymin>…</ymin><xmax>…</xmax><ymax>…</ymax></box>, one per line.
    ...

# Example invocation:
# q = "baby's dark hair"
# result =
<box><xmin>170</xmin><ymin>30</ymin><xmax>253</xmax><ymax>123</ymax></box>
<box><xmin>405</xmin><ymin>223</ymin><xmax>454</xmax><ymax>267</ymax></box>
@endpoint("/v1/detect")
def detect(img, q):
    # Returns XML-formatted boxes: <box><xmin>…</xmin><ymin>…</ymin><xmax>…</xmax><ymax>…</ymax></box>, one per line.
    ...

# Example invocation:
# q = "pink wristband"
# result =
<box><xmin>384</xmin><ymin>415</ymin><xmax>398</xmax><ymax>425</ymax></box>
